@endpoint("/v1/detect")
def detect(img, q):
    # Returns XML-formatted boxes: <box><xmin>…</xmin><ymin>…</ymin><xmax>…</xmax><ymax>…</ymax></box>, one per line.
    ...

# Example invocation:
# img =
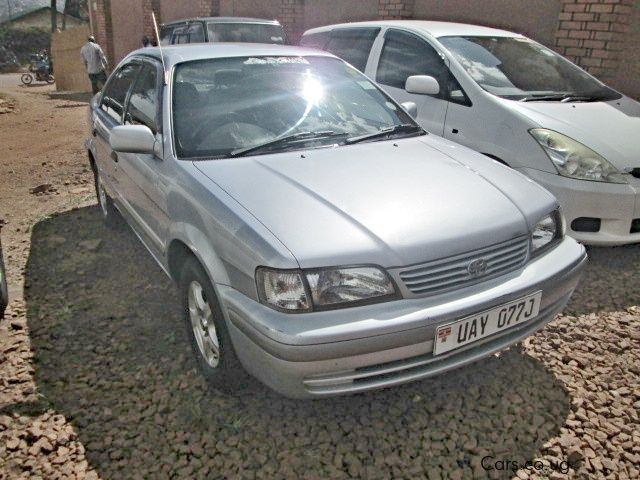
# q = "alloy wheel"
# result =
<box><xmin>187</xmin><ymin>280</ymin><xmax>220</xmax><ymax>368</ymax></box>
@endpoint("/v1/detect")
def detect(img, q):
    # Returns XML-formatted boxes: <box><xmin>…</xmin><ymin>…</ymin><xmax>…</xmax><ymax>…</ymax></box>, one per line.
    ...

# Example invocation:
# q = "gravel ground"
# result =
<box><xmin>1</xmin><ymin>78</ymin><xmax>639</xmax><ymax>480</ymax></box>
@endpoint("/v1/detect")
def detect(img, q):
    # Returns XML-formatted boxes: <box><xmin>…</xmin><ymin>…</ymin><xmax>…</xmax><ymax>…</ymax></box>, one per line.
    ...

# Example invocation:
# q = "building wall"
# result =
<box><xmin>161</xmin><ymin>0</ymin><xmax>209</xmax><ymax>23</ymax></box>
<box><xmin>219</xmin><ymin>0</ymin><xmax>281</xmax><ymax>19</ymax></box>
<box><xmin>611</xmin><ymin>0</ymin><xmax>640</xmax><ymax>98</ymax></box>
<box><xmin>302</xmin><ymin>0</ymin><xmax>378</xmax><ymax>31</ymax></box>
<box><xmin>110</xmin><ymin>0</ymin><xmax>145</xmax><ymax>65</ymax></box>
<box><xmin>413</xmin><ymin>0</ymin><xmax>563</xmax><ymax>47</ymax></box>
<box><xmin>51</xmin><ymin>25</ymin><xmax>92</xmax><ymax>92</ymax></box>
<box><xmin>89</xmin><ymin>0</ymin><xmax>639</xmax><ymax>99</ymax></box>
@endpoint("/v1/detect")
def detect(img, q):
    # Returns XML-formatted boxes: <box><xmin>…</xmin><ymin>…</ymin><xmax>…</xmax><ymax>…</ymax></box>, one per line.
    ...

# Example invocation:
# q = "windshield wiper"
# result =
<box><xmin>229</xmin><ymin>130</ymin><xmax>346</xmax><ymax>157</ymax></box>
<box><xmin>520</xmin><ymin>93</ymin><xmax>604</xmax><ymax>102</ymax></box>
<box><xmin>345</xmin><ymin>124</ymin><xmax>425</xmax><ymax>144</ymax></box>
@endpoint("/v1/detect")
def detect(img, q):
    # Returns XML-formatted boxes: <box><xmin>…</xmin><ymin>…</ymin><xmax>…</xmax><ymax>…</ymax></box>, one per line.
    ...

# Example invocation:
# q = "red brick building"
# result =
<box><xmin>89</xmin><ymin>0</ymin><xmax>639</xmax><ymax>98</ymax></box>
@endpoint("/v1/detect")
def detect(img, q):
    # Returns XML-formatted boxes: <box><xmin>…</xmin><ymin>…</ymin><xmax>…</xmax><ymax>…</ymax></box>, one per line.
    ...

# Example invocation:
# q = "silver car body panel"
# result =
<box><xmin>88</xmin><ymin>44</ymin><xmax>585</xmax><ymax>397</ymax></box>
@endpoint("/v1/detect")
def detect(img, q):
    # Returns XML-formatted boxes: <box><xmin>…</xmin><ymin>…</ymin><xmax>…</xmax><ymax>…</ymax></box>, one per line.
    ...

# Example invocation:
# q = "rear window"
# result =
<box><xmin>207</xmin><ymin>22</ymin><xmax>286</xmax><ymax>44</ymax></box>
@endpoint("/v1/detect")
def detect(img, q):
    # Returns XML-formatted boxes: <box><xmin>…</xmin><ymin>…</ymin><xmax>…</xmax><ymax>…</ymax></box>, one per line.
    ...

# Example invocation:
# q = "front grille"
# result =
<box><xmin>398</xmin><ymin>236</ymin><xmax>529</xmax><ymax>296</ymax></box>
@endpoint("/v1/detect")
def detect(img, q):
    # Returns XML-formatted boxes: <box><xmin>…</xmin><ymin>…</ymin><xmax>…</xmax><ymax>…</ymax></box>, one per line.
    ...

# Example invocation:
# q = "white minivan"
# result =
<box><xmin>301</xmin><ymin>21</ymin><xmax>640</xmax><ymax>245</ymax></box>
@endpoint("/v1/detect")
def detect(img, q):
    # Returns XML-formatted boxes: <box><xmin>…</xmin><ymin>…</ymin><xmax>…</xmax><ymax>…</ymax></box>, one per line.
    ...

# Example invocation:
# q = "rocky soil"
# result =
<box><xmin>0</xmin><ymin>76</ymin><xmax>639</xmax><ymax>479</ymax></box>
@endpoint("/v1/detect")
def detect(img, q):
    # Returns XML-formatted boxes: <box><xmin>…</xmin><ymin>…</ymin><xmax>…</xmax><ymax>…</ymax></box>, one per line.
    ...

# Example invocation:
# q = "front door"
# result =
<box><xmin>373</xmin><ymin>29</ymin><xmax>451</xmax><ymax>136</ymax></box>
<box><xmin>93</xmin><ymin>62</ymin><xmax>141</xmax><ymax>201</ymax></box>
<box><xmin>118</xmin><ymin>61</ymin><xmax>169</xmax><ymax>255</ymax></box>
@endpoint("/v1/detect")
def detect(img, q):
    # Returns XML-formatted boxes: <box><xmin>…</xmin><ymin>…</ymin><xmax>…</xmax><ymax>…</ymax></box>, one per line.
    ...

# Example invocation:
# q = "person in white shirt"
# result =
<box><xmin>80</xmin><ymin>35</ymin><xmax>109</xmax><ymax>94</ymax></box>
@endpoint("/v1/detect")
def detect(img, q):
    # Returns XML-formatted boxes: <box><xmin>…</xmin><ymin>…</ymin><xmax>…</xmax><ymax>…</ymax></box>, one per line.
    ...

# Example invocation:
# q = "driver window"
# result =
<box><xmin>377</xmin><ymin>29</ymin><xmax>471</xmax><ymax>105</ymax></box>
<box><xmin>100</xmin><ymin>63</ymin><xmax>140</xmax><ymax>123</ymax></box>
<box><xmin>124</xmin><ymin>63</ymin><xmax>159</xmax><ymax>134</ymax></box>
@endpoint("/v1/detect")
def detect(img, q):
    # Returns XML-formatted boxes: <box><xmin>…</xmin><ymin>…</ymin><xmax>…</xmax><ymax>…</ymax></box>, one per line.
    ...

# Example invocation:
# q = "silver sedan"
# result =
<box><xmin>86</xmin><ymin>44</ymin><xmax>586</xmax><ymax>398</ymax></box>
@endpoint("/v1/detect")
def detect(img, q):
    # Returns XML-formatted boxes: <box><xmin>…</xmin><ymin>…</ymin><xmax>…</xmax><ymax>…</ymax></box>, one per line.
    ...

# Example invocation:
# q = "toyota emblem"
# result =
<box><xmin>467</xmin><ymin>258</ymin><xmax>488</xmax><ymax>277</ymax></box>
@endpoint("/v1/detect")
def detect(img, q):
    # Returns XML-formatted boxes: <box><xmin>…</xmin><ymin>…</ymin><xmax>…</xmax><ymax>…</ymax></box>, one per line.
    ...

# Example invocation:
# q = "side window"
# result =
<box><xmin>377</xmin><ymin>30</ymin><xmax>449</xmax><ymax>94</ymax></box>
<box><xmin>124</xmin><ymin>63</ymin><xmax>159</xmax><ymax>133</ymax></box>
<box><xmin>159</xmin><ymin>26</ymin><xmax>174</xmax><ymax>45</ymax></box>
<box><xmin>172</xmin><ymin>27</ymin><xmax>189</xmax><ymax>44</ymax></box>
<box><xmin>300</xmin><ymin>32</ymin><xmax>330</xmax><ymax>49</ymax></box>
<box><xmin>187</xmin><ymin>23</ymin><xmax>205</xmax><ymax>43</ymax></box>
<box><xmin>100</xmin><ymin>63</ymin><xmax>140</xmax><ymax>123</ymax></box>
<box><xmin>324</xmin><ymin>28</ymin><xmax>379</xmax><ymax>72</ymax></box>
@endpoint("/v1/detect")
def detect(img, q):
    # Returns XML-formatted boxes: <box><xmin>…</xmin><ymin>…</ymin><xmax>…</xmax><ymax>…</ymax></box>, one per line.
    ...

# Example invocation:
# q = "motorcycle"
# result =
<box><xmin>21</xmin><ymin>53</ymin><xmax>55</xmax><ymax>85</ymax></box>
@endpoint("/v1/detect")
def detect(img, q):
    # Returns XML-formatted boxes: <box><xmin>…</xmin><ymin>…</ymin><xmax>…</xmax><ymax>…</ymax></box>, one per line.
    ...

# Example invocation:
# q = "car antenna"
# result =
<box><xmin>151</xmin><ymin>11</ymin><xmax>168</xmax><ymax>84</ymax></box>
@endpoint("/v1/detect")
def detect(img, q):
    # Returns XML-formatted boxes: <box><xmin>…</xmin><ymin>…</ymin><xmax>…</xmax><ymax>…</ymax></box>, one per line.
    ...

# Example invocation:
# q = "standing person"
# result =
<box><xmin>80</xmin><ymin>35</ymin><xmax>108</xmax><ymax>94</ymax></box>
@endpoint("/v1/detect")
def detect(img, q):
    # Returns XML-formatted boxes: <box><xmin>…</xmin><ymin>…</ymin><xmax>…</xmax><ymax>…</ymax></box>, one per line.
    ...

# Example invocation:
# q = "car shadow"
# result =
<box><xmin>19</xmin><ymin>206</ymin><xmax>575</xmax><ymax>478</ymax></box>
<box><xmin>565</xmin><ymin>244</ymin><xmax>640</xmax><ymax>315</ymax></box>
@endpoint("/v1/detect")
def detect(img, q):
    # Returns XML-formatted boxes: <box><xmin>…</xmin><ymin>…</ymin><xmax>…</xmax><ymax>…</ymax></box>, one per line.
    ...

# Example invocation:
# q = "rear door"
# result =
<box><xmin>92</xmin><ymin>62</ymin><xmax>140</xmax><ymax>201</ymax></box>
<box><xmin>372</xmin><ymin>29</ymin><xmax>452</xmax><ymax>135</ymax></box>
<box><xmin>118</xmin><ymin>60</ymin><xmax>168</xmax><ymax>254</ymax></box>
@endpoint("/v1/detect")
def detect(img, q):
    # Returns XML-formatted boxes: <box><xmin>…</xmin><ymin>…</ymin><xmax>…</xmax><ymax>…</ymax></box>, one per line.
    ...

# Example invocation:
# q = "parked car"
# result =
<box><xmin>301</xmin><ymin>21</ymin><xmax>640</xmax><ymax>246</ymax></box>
<box><xmin>0</xmin><ymin>236</ymin><xmax>7</xmax><ymax>319</ymax></box>
<box><xmin>160</xmin><ymin>17</ymin><xmax>286</xmax><ymax>45</ymax></box>
<box><xmin>86</xmin><ymin>43</ymin><xmax>586</xmax><ymax>398</ymax></box>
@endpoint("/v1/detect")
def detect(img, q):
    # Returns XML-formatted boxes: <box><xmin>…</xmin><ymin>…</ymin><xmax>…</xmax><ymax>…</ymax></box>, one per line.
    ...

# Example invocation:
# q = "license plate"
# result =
<box><xmin>433</xmin><ymin>291</ymin><xmax>542</xmax><ymax>356</ymax></box>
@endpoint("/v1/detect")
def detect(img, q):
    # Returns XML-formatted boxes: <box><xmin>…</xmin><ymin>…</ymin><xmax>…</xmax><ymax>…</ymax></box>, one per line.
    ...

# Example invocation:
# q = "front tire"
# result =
<box><xmin>46</xmin><ymin>74</ymin><xmax>55</xmax><ymax>84</ymax></box>
<box><xmin>179</xmin><ymin>257</ymin><xmax>246</xmax><ymax>393</ymax></box>
<box><xmin>20</xmin><ymin>73</ymin><xmax>33</xmax><ymax>85</ymax></box>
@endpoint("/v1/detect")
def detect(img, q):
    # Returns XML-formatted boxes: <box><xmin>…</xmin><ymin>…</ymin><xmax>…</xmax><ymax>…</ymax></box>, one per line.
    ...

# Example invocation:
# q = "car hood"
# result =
<box><xmin>504</xmin><ymin>95</ymin><xmax>640</xmax><ymax>170</ymax></box>
<box><xmin>195</xmin><ymin>137</ymin><xmax>554</xmax><ymax>268</ymax></box>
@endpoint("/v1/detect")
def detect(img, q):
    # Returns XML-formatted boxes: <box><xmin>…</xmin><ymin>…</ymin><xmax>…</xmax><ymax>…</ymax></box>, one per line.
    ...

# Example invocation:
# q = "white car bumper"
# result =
<box><xmin>522</xmin><ymin>168</ymin><xmax>640</xmax><ymax>246</ymax></box>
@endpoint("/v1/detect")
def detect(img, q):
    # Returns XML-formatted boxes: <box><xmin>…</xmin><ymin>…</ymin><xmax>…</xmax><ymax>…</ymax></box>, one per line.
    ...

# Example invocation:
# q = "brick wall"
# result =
<box><xmin>378</xmin><ymin>0</ymin><xmax>415</xmax><ymax>19</ymax></box>
<box><xmin>279</xmin><ymin>0</ymin><xmax>305</xmax><ymax>44</ymax></box>
<box><xmin>88</xmin><ymin>0</ymin><xmax>639</xmax><ymax>98</ymax></box>
<box><xmin>92</xmin><ymin>0</ymin><xmax>114</xmax><ymax>67</ymax></box>
<box><xmin>555</xmin><ymin>0</ymin><xmax>635</xmax><ymax>82</ymax></box>
<box><xmin>142</xmin><ymin>0</ymin><xmax>162</xmax><ymax>41</ymax></box>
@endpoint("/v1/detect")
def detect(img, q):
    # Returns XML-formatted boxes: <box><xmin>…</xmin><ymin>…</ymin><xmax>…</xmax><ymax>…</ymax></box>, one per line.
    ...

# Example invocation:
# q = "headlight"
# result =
<box><xmin>256</xmin><ymin>266</ymin><xmax>397</xmax><ymax>313</ymax></box>
<box><xmin>531</xmin><ymin>210</ymin><xmax>563</xmax><ymax>255</ymax></box>
<box><xmin>530</xmin><ymin>129</ymin><xmax>627</xmax><ymax>184</ymax></box>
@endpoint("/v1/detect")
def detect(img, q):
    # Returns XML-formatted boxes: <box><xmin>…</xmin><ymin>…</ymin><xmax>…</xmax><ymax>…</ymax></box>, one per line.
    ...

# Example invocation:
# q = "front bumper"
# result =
<box><xmin>521</xmin><ymin>168</ymin><xmax>640</xmax><ymax>246</ymax></box>
<box><xmin>220</xmin><ymin>238</ymin><xmax>587</xmax><ymax>398</ymax></box>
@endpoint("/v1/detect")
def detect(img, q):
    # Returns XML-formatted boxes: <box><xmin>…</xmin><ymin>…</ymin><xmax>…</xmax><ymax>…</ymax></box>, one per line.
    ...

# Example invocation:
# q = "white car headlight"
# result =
<box><xmin>531</xmin><ymin>210</ymin><xmax>564</xmax><ymax>255</ymax></box>
<box><xmin>530</xmin><ymin>129</ymin><xmax>628</xmax><ymax>184</ymax></box>
<box><xmin>256</xmin><ymin>266</ymin><xmax>397</xmax><ymax>312</ymax></box>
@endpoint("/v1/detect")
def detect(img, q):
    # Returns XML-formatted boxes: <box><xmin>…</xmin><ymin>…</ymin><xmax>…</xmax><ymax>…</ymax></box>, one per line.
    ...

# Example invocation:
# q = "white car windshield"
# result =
<box><xmin>172</xmin><ymin>56</ymin><xmax>419</xmax><ymax>158</ymax></box>
<box><xmin>440</xmin><ymin>36</ymin><xmax>620</xmax><ymax>101</ymax></box>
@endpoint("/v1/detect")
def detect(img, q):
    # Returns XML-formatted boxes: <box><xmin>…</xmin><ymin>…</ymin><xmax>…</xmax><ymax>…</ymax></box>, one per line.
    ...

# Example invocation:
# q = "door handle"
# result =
<box><xmin>111</xmin><ymin>152</ymin><xmax>118</xmax><ymax>163</ymax></box>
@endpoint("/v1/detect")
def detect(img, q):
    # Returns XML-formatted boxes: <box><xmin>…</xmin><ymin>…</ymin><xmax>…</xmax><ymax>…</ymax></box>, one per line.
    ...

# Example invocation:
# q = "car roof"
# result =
<box><xmin>127</xmin><ymin>43</ymin><xmax>335</xmax><ymax>69</ymax></box>
<box><xmin>304</xmin><ymin>20</ymin><xmax>522</xmax><ymax>39</ymax></box>
<box><xmin>162</xmin><ymin>16</ymin><xmax>281</xmax><ymax>27</ymax></box>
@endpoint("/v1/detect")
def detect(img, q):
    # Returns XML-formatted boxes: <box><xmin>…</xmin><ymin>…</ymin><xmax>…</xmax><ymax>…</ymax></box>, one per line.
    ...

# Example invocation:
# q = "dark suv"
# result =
<box><xmin>160</xmin><ymin>17</ymin><xmax>286</xmax><ymax>45</ymax></box>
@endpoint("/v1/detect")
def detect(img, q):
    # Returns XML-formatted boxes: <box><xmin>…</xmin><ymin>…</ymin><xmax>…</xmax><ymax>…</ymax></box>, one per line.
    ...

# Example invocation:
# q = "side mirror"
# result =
<box><xmin>405</xmin><ymin>75</ymin><xmax>440</xmax><ymax>95</ymax></box>
<box><xmin>110</xmin><ymin>125</ymin><xmax>156</xmax><ymax>154</ymax></box>
<box><xmin>401</xmin><ymin>101</ymin><xmax>418</xmax><ymax>118</ymax></box>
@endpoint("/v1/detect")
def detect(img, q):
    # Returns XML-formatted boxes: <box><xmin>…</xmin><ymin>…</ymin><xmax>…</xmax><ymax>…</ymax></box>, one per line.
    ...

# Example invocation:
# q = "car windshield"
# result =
<box><xmin>172</xmin><ymin>56</ymin><xmax>419</xmax><ymax>158</ymax></box>
<box><xmin>207</xmin><ymin>23</ymin><xmax>286</xmax><ymax>44</ymax></box>
<box><xmin>439</xmin><ymin>36</ymin><xmax>620</xmax><ymax>101</ymax></box>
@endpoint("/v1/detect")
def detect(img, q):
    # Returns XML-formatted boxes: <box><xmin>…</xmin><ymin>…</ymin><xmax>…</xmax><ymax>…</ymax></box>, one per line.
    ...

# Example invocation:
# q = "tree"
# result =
<box><xmin>51</xmin><ymin>0</ymin><xmax>57</xmax><ymax>32</ymax></box>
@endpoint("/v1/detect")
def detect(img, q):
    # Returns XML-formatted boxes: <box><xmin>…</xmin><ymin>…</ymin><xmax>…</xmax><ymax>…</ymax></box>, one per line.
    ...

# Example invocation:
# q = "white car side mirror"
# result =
<box><xmin>405</xmin><ymin>75</ymin><xmax>440</xmax><ymax>96</ymax></box>
<box><xmin>401</xmin><ymin>101</ymin><xmax>418</xmax><ymax>118</ymax></box>
<box><xmin>110</xmin><ymin>125</ymin><xmax>156</xmax><ymax>154</ymax></box>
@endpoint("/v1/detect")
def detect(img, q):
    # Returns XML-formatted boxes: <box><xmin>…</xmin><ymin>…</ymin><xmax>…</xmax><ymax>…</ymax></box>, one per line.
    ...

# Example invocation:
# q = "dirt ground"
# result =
<box><xmin>0</xmin><ymin>76</ymin><xmax>639</xmax><ymax>480</ymax></box>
